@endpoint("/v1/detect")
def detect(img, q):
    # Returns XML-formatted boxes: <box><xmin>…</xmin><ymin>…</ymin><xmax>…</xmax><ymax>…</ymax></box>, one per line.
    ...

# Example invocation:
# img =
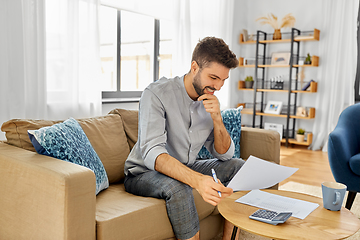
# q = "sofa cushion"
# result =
<box><xmin>28</xmin><ymin>118</ymin><xmax>109</xmax><ymax>195</ymax></box>
<box><xmin>109</xmin><ymin>108</ymin><xmax>138</xmax><ymax>150</ymax></box>
<box><xmin>197</xmin><ymin>106</ymin><xmax>242</xmax><ymax>159</ymax></box>
<box><xmin>95</xmin><ymin>183</ymin><xmax>216</xmax><ymax>240</ymax></box>
<box><xmin>77</xmin><ymin>115</ymin><xmax>130</xmax><ymax>183</ymax></box>
<box><xmin>1</xmin><ymin>114</ymin><xmax>130</xmax><ymax>183</ymax></box>
<box><xmin>1</xmin><ymin>119</ymin><xmax>61</xmax><ymax>151</ymax></box>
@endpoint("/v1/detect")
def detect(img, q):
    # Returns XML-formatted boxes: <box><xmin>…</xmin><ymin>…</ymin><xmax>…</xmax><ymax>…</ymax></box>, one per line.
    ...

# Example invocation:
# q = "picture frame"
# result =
<box><xmin>264</xmin><ymin>101</ymin><xmax>283</xmax><ymax>115</ymax></box>
<box><xmin>271</xmin><ymin>52</ymin><xmax>291</xmax><ymax>65</ymax></box>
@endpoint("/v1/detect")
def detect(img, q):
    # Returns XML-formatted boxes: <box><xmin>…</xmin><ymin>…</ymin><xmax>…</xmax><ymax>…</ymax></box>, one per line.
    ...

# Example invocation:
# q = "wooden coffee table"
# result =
<box><xmin>218</xmin><ymin>190</ymin><xmax>360</xmax><ymax>240</ymax></box>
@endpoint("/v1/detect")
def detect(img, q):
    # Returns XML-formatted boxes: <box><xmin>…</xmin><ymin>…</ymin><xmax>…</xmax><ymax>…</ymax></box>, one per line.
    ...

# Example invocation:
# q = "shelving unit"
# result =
<box><xmin>238</xmin><ymin>81</ymin><xmax>318</xmax><ymax>93</ymax></box>
<box><xmin>239</xmin><ymin>29</ymin><xmax>320</xmax><ymax>44</ymax></box>
<box><xmin>240</xmin><ymin>107</ymin><xmax>315</xmax><ymax>119</ymax></box>
<box><xmin>237</xmin><ymin>28</ymin><xmax>320</xmax><ymax>147</ymax></box>
<box><xmin>239</xmin><ymin>56</ymin><xmax>319</xmax><ymax>68</ymax></box>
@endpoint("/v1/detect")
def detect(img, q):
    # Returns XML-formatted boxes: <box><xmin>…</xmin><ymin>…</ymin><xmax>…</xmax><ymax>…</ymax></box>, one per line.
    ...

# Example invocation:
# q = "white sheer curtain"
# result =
<box><xmin>101</xmin><ymin>0</ymin><xmax>173</xmax><ymax>20</ymax></box>
<box><xmin>0</xmin><ymin>0</ymin><xmax>47</xmax><ymax>140</ymax></box>
<box><xmin>0</xmin><ymin>0</ymin><xmax>102</xmax><ymax>140</ymax></box>
<box><xmin>311</xmin><ymin>0</ymin><xmax>359</xmax><ymax>151</ymax></box>
<box><xmin>172</xmin><ymin>0</ymin><xmax>235</xmax><ymax>109</ymax></box>
<box><xmin>46</xmin><ymin>0</ymin><xmax>102</xmax><ymax>120</ymax></box>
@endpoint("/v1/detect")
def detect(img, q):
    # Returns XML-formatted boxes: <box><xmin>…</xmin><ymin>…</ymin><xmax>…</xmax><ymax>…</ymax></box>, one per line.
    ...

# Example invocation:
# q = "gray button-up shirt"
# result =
<box><xmin>124</xmin><ymin>75</ymin><xmax>235</xmax><ymax>176</ymax></box>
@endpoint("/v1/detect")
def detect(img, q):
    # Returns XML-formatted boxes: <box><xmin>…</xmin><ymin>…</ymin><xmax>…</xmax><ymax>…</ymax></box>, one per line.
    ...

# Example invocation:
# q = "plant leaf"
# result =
<box><xmin>256</xmin><ymin>13</ymin><xmax>281</xmax><ymax>29</ymax></box>
<box><xmin>280</xmin><ymin>13</ymin><xmax>296</xmax><ymax>29</ymax></box>
<box><xmin>271</xmin><ymin>13</ymin><xmax>278</xmax><ymax>21</ymax></box>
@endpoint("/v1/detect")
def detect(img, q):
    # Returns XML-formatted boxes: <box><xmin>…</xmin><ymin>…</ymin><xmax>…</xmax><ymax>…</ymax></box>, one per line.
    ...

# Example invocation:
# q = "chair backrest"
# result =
<box><xmin>328</xmin><ymin>103</ymin><xmax>360</xmax><ymax>192</ymax></box>
<box><xmin>332</xmin><ymin>103</ymin><xmax>360</xmax><ymax>156</ymax></box>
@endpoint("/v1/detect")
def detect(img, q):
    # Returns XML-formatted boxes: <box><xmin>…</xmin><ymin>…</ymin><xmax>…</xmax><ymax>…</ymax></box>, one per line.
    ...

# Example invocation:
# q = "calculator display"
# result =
<box><xmin>273</xmin><ymin>213</ymin><xmax>291</xmax><ymax>221</ymax></box>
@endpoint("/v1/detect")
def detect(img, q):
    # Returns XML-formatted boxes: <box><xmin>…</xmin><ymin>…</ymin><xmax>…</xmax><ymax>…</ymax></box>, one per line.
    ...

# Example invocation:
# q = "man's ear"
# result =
<box><xmin>190</xmin><ymin>61</ymin><xmax>199</xmax><ymax>74</ymax></box>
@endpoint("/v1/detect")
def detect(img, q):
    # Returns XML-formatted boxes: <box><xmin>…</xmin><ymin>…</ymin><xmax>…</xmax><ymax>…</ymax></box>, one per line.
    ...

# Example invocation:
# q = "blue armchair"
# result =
<box><xmin>328</xmin><ymin>103</ymin><xmax>360</xmax><ymax>210</ymax></box>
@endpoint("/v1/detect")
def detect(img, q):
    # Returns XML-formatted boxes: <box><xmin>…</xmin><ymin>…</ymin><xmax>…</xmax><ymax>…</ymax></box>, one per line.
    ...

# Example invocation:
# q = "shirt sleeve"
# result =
<box><xmin>204</xmin><ymin>130</ymin><xmax>235</xmax><ymax>160</ymax></box>
<box><xmin>138</xmin><ymin>89</ymin><xmax>168</xmax><ymax>171</ymax></box>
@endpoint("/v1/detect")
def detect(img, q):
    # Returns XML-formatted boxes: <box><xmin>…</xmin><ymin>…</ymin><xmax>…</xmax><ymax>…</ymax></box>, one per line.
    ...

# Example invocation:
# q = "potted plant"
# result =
<box><xmin>304</xmin><ymin>53</ymin><xmax>312</xmax><ymax>65</ymax></box>
<box><xmin>245</xmin><ymin>76</ymin><xmax>254</xmax><ymax>88</ymax></box>
<box><xmin>296</xmin><ymin>128</ymin><xmax>305</xmax><ymax>142</ymax></box>
<box><xmin>256</xmin><ymin>13</ymin><xmax>296</xmax><ymax>40</ymax></box>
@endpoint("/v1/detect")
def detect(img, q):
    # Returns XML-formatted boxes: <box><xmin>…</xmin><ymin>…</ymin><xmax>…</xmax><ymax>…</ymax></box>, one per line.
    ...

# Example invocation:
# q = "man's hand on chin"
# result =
<box><xmin>198</xmin><ymin>94</ymin><xmax>222</xmax><ymax>121</ymax></box>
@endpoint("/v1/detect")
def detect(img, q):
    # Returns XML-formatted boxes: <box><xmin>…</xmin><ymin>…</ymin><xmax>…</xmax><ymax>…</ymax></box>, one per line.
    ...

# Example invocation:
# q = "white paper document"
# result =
<box><xmin>235</xmin><ymin>190</ymin><xmax>319</xmax><ymax>219</ymax></box>
<box><xmin>227</xmin><ymin>155</ymin><xmax>298</xmax><ymax>191</ymax></box>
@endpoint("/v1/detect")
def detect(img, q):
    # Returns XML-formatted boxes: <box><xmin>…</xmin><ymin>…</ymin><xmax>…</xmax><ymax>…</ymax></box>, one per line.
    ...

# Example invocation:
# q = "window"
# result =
<box><xmin>99</xmin><ymin>6</ymin><xmax>173</xmax><ymax>101</ymax></box>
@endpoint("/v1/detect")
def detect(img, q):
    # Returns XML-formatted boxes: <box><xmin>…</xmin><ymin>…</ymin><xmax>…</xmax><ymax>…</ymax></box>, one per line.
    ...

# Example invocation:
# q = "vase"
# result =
<box><xmin>245</xmin><ymin>81</ymin><xmax>254</xmax><ymax>89</ymax></box>
<box><xmin>304</xmin><ymin>59</ymin><xmax>312</xmax><ymax>65</ymax></box>
<box><xmin>273</xmin><ymin>29</ymin><xmax>282</xmax><ymax>40</ymax></box>
<box><xmin>296</xmin><ymin>134</ymin><xmax>305</xmax><ymax>142</ymax></box>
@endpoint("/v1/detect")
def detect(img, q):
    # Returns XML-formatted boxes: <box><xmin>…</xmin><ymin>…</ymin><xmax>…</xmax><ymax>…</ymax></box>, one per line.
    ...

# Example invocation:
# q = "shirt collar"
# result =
<box><xmin>178</xmin><ymin>74</ymin><xmax>198</xmax><ymax>105</ymax></box>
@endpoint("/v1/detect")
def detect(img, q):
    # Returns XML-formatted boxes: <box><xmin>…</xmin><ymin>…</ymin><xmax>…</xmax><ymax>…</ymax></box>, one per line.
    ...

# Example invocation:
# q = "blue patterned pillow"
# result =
<box><xmin>197</xmin><ymin>106</ymin><xmax>243</xmax><ymax>159</ymax></box>
<box><xmin>27</xmin><ymin>118</ymin><xmax>109</xmax><ymax>195</ymax></box>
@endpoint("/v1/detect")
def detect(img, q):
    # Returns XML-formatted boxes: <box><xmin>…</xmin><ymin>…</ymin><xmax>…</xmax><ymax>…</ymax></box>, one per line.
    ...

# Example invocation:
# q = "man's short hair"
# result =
<box><xmin>191</xmin><ymin>37</ymin><xmax>239</xmax><ymax>69</ymax></box>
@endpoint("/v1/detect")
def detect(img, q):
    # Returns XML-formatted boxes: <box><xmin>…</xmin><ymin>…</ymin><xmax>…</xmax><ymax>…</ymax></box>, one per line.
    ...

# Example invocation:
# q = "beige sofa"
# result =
<box><xmin>0</xmin><ymin>108</ymin><xmax>280</xmax><ymax>240</ymax></box>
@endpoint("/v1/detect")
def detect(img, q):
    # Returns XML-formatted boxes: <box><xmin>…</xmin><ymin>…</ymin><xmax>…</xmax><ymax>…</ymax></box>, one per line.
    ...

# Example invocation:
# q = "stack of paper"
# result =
<box><xmin>236</xmin><ymin>190</ymin><xmax>319</xmax><ymax>219</ymax></box>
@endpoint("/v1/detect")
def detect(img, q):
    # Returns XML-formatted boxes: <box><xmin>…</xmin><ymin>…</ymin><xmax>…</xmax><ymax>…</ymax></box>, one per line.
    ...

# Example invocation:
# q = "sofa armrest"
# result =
<box><xmin>0</xmin><ymin>142</ymin><xmax>96</xmax><ymax>240</ymax></box>
<box><xmin>240</xmin><ymin>127</ymin><xmax>280</xmax><ymax>165</ymax></box>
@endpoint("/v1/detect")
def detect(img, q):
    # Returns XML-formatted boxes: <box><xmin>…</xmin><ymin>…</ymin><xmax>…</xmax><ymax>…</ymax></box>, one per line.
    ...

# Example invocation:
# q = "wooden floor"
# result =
<box><xmin>279</xmin><ymin>145</ymin><xmax>335</xmax><ymax>187</ymax></box>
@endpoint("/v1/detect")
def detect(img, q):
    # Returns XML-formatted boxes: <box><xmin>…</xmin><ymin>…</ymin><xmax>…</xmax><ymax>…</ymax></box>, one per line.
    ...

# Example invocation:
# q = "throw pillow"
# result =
<box><xmin>27</xmin><ymin>118</ymin><xmax>109</xmax><ymax>195</ymax></box>
<box><xmin>197</xmin><ymin>106</ymin><xmax>243</xmax><ymax>159</ymax></box>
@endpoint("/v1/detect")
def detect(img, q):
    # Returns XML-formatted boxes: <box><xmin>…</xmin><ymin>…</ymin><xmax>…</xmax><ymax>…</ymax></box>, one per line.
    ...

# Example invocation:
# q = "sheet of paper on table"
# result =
<box><xmin>235</xmin><ymin>189</ymin><xmax>319</xmax><ymax>219</ymax></box>
<box><xmin>227</xmin><ymin>155</ymin><xmax>298</xmax><ymax>191</ymax></box>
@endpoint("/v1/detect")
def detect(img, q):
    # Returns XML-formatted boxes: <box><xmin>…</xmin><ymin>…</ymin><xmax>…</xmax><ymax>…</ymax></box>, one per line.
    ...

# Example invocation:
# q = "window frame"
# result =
<box><xmin>101</xmin><ymin>9</ymin><xmax>160</xmax><ymax>102</ymax></box>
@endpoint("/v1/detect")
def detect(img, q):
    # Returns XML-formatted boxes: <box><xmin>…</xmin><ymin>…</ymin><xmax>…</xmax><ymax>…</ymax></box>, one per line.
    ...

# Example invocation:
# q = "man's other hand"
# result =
<box><xmin>195</xmin><ymin>175</ymin><xmax>233</xmax><ymax>206</ymax></box>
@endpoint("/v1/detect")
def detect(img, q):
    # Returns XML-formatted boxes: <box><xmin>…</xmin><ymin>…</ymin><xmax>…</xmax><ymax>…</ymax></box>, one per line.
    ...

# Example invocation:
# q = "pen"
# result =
<box><xmin>211</xmin><ymin>168</ymin><xmax>222</xmax><ymax>197</ymax></box>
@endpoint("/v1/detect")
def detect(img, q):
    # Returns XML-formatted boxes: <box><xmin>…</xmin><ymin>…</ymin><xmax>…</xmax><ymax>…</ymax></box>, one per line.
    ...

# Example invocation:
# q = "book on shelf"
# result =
<box><xmin>301</xmin><ymin>80</ymin><xmax>314</xmax><ymax>91</ymax></box>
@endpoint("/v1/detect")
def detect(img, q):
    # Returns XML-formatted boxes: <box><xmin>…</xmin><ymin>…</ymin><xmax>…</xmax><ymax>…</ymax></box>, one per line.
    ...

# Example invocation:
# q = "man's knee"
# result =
<box><xmin>162</xmin><ymin>180</ymin><xmax>193</xmax><ymax>201</ymax></box>
<box><xmin>228</xmin><ymin>158</ymin><xmax>245</xmax><ymax>173</ymax></box>
<box><xmin>218</xmin><ymin>158</ymin><xmax>244</xmax><ymax>186</ymax></box>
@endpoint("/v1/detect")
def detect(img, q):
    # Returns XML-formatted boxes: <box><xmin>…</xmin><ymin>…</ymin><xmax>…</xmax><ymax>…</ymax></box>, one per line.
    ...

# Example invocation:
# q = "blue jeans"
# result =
<box><xmin>124</xmin><ymin>158</ymin><xmax>244</xmax><ymax>240</ymax></box>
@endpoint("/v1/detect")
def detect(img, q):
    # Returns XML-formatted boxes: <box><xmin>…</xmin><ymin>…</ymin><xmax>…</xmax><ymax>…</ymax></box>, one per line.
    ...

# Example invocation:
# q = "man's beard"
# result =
<box><xmin>192</xmin><ymin>71</ymin><xmax>216</xmax><ymax>98</ymax></box>
<box><xmin>192</xmin><ymin>71</ymin><xmax>204</xmax><ymax>97</ymax></box>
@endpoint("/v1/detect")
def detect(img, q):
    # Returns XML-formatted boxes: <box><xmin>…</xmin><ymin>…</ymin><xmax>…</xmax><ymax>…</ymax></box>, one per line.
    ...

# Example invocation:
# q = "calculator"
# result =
<box><xmin>249</xmin><ymin>209</ymin><xmax>292</xmax><ymax>225</ymax></box>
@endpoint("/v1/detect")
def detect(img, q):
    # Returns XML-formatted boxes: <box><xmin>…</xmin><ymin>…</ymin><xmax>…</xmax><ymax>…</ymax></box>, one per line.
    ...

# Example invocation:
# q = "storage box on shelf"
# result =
<box><xmin>237</xmin><ymin>28</ymin><xmax>320</xmax><ymax>147</ymax></box>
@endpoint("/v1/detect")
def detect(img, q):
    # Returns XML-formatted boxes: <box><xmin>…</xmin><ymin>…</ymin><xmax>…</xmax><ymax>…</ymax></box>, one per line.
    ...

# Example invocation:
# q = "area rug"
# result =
<box><xmin>213</xmin><ymin>182</ymin><xmax>360</xmax><ymax>240</ymax></box>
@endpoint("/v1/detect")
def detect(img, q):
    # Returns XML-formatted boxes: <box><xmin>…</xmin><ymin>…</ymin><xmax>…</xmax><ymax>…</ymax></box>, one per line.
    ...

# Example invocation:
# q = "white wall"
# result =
<box><xmin>102</xmin><ymin>102</ymin><xmax>139</xmax><ymax>115</ymax></box>
<box><xmin>231</xmin><ymin>0</ymin><xmax>324</xmax><ymax>132</ymax></box>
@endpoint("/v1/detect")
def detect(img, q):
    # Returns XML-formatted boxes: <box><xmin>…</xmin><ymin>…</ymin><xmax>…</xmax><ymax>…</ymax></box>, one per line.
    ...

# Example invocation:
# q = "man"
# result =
<box><xmin>124</xmin><ymin>37</ymin><xmax>244</xmax><ymax>240</ymax></box>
